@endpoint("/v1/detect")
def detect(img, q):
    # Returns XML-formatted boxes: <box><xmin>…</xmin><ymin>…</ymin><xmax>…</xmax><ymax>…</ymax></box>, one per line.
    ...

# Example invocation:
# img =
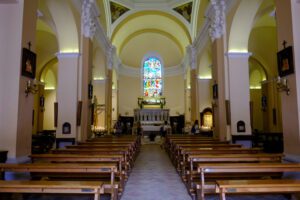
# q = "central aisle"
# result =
<box><xmin>121</xmin><ymin>144</ymin><xmax>192</xmax><ymax>200</ymax></box>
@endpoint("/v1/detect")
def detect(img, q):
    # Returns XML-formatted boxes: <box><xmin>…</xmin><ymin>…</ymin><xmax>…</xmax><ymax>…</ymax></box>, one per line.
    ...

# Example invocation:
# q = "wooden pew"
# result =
<box><xmin>0</xmin><ymin>180</ymin><xmax>104</xmax><ymax>200</ymax></box>
<box><xmin>0</xmin><ymin>163</ymin><xmax>118</xmax><ymax>200</ymax></box>
<box><xmin>30</xmin><ymin>153</ymin><xmax>125</xmax><ymax>196</ymax></box>
<box><xmin>51</xmin><ymin>148</ymin><xmax>132</xmax><ymax>172</ymax></box>
<box><xmin>186</xmin><ymin>153</ymin><xmax>283</xmax><ymax>195</ymax></box>
<box><xmin>171</xmin><ymin>144</ymin><xmax>242</xmax><ymax>168</ymax></box>
<box><xmin>216</xmin><ymin>179</ymin><xmax>300</xmax><ymax>200</ymax></box>
<box><xmin>178</xmin><ymin>147</ymin><xmax>263</xmax><ymax>176</ymax></box>
<box><xmin>66</xmin><ymin>144</ymin><xmax>135</xmax><ymax>158</ymax></box>
<box><xmin>196</xmin><ymin>162</ymin><xmax>300</xmax><ymax>200</ymax></box>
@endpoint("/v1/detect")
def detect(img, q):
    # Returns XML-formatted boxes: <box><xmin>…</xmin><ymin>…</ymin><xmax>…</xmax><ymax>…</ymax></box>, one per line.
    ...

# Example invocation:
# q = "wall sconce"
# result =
<box><xmin>276</xmin><ymin>76</ymin><xmax>290</xmax><ymax>95</ymax></box>
<box><xmin>25</xmin><ymin>79</ymin><xmax>39</xmax><ymax>96</ymax></box>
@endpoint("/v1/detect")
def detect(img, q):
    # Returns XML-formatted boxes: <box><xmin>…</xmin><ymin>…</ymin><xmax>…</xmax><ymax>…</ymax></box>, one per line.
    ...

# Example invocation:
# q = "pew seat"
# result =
<box><xmin>195</xmin><ymin>163</ymin><xmax>300</xmax><ymax>200</ymax></box>
<box><xmin>0</xmin><ymin>180</ymin><xmax>104</xmax><ymax>200</ymax></box>
<box><xmin>216</xmin><ymin>179</ymin><xmax>300</xmax><ymax>200</ymax></box>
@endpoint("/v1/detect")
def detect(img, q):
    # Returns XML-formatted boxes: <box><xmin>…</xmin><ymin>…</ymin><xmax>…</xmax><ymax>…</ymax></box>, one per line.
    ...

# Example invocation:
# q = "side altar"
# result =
<box><xmin>134</xmin><ymin>96</ymin><xmax>169</xmax><ymax>134</ymax></box>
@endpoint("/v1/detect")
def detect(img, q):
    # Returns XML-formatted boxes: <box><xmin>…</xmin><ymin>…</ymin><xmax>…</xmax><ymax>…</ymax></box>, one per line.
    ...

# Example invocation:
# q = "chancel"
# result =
<box><xmin>1</xmin><ymin>0</ymin><xmax>300</xmax><ymax>200</ymax></box>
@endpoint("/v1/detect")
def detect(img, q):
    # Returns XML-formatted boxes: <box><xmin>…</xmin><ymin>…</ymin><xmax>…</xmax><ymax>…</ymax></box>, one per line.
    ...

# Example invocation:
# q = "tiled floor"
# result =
<box><xmin>121</xmin><ymin>144</ymin><xmax>192</xmax><ymax>200</ymax></box>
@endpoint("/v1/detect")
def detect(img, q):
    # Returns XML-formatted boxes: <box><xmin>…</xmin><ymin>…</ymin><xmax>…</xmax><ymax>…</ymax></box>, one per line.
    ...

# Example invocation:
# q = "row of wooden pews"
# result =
<box><xmin>0</xmin><ymin>135</ymin><xmax>140</xmax><ymax>200</ymax></box>
<box><xmin>165</xmin><ymin>135</ymin><xmax>300</xmax><ymax>200</ymax></box>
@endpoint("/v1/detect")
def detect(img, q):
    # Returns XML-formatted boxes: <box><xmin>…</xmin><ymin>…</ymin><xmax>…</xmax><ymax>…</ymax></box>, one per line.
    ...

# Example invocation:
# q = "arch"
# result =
<box><xmin>39</xmin><ymin>57</ymin><xmax>58</xmax><ymax>87</ymax></box>
<box><xmin>142</xmin><ymin>53</ymin><xmax>164</xmax><ymax>97</ymax></box>
<box><xmin>111</xmin><ymin>10</ymin><xmax>191</xmax><ymax>56</ymax></box>
<box><xmin>119</xmin><ymin>28</ymin><xmax>184</xmax><ymax>55</ymax></box>
<box><xmin>46</xmin><ymin>0</ymin><xmax>79</xmax><ymax>53</ymax></box>
<box><xmin>228</xmin><ymin>0</ymin><xmax>262</xmax><ymax>52</ymax></box>
<box><xmin>111</xmin><ymin>10</ymin><xmax>191</xmax><ymax>42</ymax></box>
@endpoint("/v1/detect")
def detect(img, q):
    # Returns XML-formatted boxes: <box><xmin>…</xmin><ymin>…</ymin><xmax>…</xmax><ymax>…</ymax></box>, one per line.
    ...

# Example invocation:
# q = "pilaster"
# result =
<box><xmin>56</xmin><ymin>53</ymin><xmax>80</xmax><ymax>139</ymax></box>
<box><xmin>227</xmin><ymin>52</ymin><xmax>252</xmax><ymax>135</ymax></box>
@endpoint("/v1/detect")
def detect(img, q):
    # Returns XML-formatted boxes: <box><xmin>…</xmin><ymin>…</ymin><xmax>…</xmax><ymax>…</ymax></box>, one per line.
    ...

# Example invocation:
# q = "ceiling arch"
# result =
<box><xmin>119</xmin><ymin>28</ymin><xmax>184</xmax><ymax>55</ymax></box>
<box><xmin>46</xmin><ymin>0</ymin><xmax>79</xmax><ymax>53</ymax></box>
<box><xmin>112</xmin><ymin>10</ymin><xmax>191</xmax><ymax>68</ymax></box>
<box><xmin>228</xmin><ymin>0</ymin><xmax>262</xmax><ymax>52</ymax></box>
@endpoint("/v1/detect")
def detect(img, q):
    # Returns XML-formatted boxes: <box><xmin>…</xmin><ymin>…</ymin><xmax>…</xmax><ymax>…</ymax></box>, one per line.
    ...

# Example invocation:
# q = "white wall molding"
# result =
<box><xmin>226</xmin><ymin>52</ymin><xmax>252</xmax><ymax>58</ymax></box>
<box><xmin>117</xmin><ymin>64</ymin><xmax>184</xmax><ymax>78</ymax></box>
<box><xmin>56</xmin><ymin>52</ymin><xmax>81</xmax><ymax>59</ymax></box>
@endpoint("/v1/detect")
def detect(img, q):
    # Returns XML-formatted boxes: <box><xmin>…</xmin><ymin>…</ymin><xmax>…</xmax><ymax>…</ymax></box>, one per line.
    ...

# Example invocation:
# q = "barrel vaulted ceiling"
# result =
<box><xmin>35</xmin><ymin>0</ymin><xmax>277</xmax><ymax>77</ymax></box>
<box><xmin>98</xmin><ymin>0</ymin><xmax>195</xmax><ymax>68</ymax></box>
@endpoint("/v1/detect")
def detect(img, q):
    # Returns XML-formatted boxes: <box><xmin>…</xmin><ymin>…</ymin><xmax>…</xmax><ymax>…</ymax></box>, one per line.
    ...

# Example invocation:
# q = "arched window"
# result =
<box><xmin>143</xmin><ymin>57</ymin><xmax>163</xmax><ymax>97</ymax></box>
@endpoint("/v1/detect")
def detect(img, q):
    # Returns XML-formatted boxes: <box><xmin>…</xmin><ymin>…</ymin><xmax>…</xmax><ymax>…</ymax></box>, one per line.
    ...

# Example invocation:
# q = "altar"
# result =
<box><xmin>134</xmin><ymin>108</ymin><xmax>169</xmax><ymax>134</ymax></box>
<box><xmin>134</xmin><ymin>96</ymin><xmax>169</xmax><ymax>134</ymax></box>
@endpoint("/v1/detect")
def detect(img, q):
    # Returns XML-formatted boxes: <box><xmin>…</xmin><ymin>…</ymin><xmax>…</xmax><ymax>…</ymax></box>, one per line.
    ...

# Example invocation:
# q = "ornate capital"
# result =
<box><xmin>106</xmin><ymin>46</ymin><xmax>116</xmax><ymax>70</ymax></box>
<box><xmin>81</xmin><ymin>0</ymin><xmax>98</xmax><ymax>38</ymax></box>
<box><xmin>187</xmin><ymin>45</ymin><xmax>197</xmax><ymax>70</ymax></box>
<box><xmin>208</xmin><ymin>0</ymin><xmax>226</xmax><ymax>41</ymax></box>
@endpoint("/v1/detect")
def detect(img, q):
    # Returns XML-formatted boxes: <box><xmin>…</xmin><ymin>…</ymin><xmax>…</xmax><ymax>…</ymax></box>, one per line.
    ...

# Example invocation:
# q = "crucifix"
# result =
<box><xmin>282</xmin><ymin>40</ymin><xmax>287</xmax><ymax>49</ymax></box>
<box><xmin>27</xmin><ymin>41</ymin><xmax>31</xmax><ymax>50</ymax></box>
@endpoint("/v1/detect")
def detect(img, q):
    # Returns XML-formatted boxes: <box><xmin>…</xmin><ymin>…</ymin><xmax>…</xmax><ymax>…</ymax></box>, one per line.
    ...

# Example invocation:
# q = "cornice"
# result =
<box><xmin>226</xmin><ymin>52</ymin><xmax>252</xmax><ymax>58</ymax></box>
<box><xmin>56</xmin><ymin>52</ymin><xmax>81</xmax><ymax>59</ymax></box>
<box><xmin>117</xmin><ymin>64</ymin><xmax>184</xmax><ymax>78</ymax></box>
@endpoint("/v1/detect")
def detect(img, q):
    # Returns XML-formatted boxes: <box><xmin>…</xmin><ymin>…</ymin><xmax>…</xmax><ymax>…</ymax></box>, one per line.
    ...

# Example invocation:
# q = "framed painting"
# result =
<box><xmin>21</xmin><ymin>48</ymin><xmax>36</xmax><ymax>79</ymax></box>
<box><xmin>277</xmin><ymin>46</ymin><xmax>294</xmax><ymax>77</ymax></box>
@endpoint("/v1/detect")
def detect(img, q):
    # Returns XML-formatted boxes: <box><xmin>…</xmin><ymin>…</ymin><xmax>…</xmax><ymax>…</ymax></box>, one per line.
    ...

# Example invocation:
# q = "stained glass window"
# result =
<box><xmin>143</xmin><ymin>57</ymin><xmax>162</xmax><ymax>97</ymax></box>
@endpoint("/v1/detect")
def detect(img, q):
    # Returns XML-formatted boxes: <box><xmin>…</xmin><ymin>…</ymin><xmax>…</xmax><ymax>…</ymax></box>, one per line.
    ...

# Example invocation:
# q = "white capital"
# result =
<box><xmin>208</xmin><ymin>0</ymin><xmax>226</xmax><ymax>41</ymax></box>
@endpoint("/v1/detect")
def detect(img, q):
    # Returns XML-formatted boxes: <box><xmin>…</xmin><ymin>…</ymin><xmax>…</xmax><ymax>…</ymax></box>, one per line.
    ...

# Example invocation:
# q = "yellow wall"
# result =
<box><xmin>118</xmin><ymin>75</ymin><xmax>140</xmax><ymax>116</ymax></box>
<box><xmin>43</xmin><ymin>90</ymin><xmax>56</xmax><ymax>130</ymax></box>
<box><xmin>93</xmin><ymin>81</ymin><xmax>106</xmax><ymax>129</ymax></box>
<box><xmin>250</xmin><ymin>89</ymin><xmax>263</xmax><ymax>131</ymax></box>
<box><xmin>164</xmin><ymin>75</ymin><xmax>185</xmax><ymax>115</ymax></box>
<box><xmin>198</xmin><ymin>79</ymin><xmax>213</xmax><ymax>113</ymax></box>
<box><xmin>118</xmin><ymin>74</ymin><xmax>185</xmax><ymax>116</ymax></box>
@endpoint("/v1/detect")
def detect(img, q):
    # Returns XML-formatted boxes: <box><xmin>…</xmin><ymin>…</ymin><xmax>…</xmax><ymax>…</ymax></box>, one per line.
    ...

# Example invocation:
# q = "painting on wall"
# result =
<box><xmin>277</xmin><ymin>46</ymin><xmax>294</xmax><ymax>77</ymax></box>
<box><xmin>21</xmin><ymin>48</ymin><xmax>36</xmax><ymax>79</ymax></box>
<box><xmin>110</xmin><ymin>1</ymin><xmax>129</xmax><ymax>23</ymax></box>
<box><xmin>173</xmin><ymin>2</ymin><xmax>193</xmax><ymax>23</ymax></box>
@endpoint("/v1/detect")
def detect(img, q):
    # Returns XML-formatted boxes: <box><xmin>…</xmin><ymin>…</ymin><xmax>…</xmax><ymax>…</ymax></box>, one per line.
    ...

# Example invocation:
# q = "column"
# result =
<box><xmin>105</xmin><ymin>69</ymin><xmax>113</xmax><ymax>132</ymax></box>
<box><xmin>56</xmin><ymin>53</ymin><xmax>80</xmax><ymax>139</ymax></box>
<box><xmin>211</xmin><ymin>38</ymin><xmax>228</xmax><ymax>140</ymax></box>
<box><xmin>78</xmin><ymin>37</ymin><xmax>93</xmax><ymax>141</ymax></box>
<box><xmin>209</xmin><ymin>0</ymin><xmax>228</xmax><ymax>140</ymax></box>
<box><xmin>227</xmin><ymin>53</ymin><xmax>252</xmax><ymax>135</ymax></box>
<box><xmin>78</xmin><ymin>0</ymin><xmax>98</xmax><ymax>141</ymax></box>
<box><xmin>275</xmin><ymin>0</ymin><xmax>300</xmax><ymax>158</ymax></box>
<box><xmin>188</xmin><ymin>45</ymin><xmax>199</xmax><ymax>123</ymax></box>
